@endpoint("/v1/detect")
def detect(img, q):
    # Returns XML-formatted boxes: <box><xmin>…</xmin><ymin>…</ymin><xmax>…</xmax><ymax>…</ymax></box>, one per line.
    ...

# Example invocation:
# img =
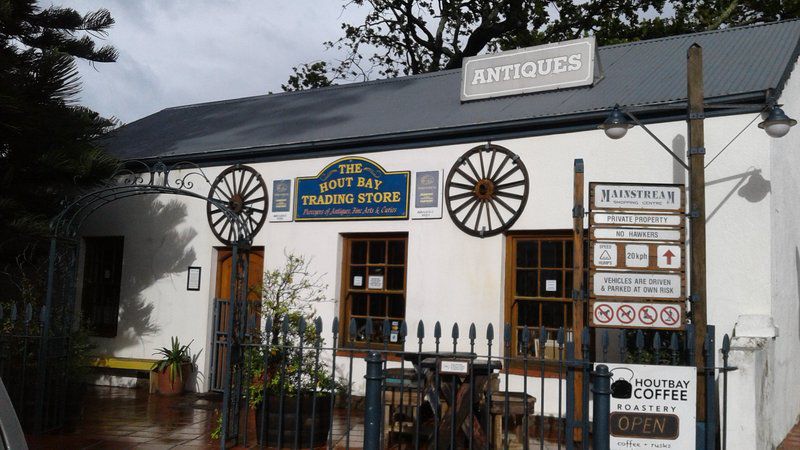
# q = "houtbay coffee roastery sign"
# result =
<box><xmin>605</xmin><ymin>363</ymin><xmax>696</xmax><ymax>449</ymax></box>
<box><xmin>461</xmin><ymin>37</ymin><xmax>595</xmax><ymax>101</ymax></box>
<box><xmin>294</xmin><ymin>157</ymin><xmax>410</xmax><ymax>221</ymax></box>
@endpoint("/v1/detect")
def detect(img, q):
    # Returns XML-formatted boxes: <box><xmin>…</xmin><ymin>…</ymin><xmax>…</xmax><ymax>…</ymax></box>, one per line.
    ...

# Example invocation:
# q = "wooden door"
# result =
<box><xmin>210</xmin><ymin>248</ymin><xmax>263</xmax><ymax>392</ymax></box>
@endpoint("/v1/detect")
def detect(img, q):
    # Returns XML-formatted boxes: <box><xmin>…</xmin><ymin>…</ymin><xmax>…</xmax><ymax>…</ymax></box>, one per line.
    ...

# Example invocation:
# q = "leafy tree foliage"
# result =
<box><xmin>284</xmin><ymin>0</ymin><xmax>800</xmax><ymax>90</ymax></box>
<box><xmin>0</xmin><ymin>0</ymin><xmax>118</xmax><ymax>289</ymax></box>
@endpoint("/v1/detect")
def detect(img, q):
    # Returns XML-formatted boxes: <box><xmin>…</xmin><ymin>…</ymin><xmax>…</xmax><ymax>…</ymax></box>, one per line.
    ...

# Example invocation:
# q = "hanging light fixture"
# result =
<box><xmin>758</xmin><ymin>105</ymin><xmax>797</xmax><ymax>138</ymax></box>
<box><xmin>598</xmin><ymin>105</ymin><xmax>634</xmax><ymax>139</ymax></box>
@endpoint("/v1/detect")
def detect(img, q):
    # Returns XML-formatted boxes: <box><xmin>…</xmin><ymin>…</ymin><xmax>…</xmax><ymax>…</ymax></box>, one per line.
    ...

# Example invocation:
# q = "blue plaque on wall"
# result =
<box><xmin>294</xmin><ymin>157</ymin><xmax>410</xmax><ymax>221</ymax></box>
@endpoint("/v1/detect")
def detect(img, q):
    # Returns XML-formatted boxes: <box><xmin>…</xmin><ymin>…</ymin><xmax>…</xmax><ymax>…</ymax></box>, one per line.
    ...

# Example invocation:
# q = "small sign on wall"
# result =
<box><xmin>411</xmin><ymin>170</ymin><xmax>443</xmax><ymax>219</ymax></box>
<box><xmin>187</xmin><ymin>266</ymin><xmax>201</xmax><ymax>291</ymax></box>
<box><xmin>269</xmin><ymin>179</ymin><xmax>293</xmax><ymax>222</ymax></box>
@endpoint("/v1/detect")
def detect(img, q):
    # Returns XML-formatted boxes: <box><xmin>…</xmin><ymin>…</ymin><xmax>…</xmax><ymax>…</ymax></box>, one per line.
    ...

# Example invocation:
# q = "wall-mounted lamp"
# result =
<box><xmin>597</xmin><ymin>105</ymin><xmax>633</xmax><ymax>139</ymax></box>
<box><xmin>758</xmin><ymin>105</ymin><xmax>797</xmax><ymax>138</ymax></box>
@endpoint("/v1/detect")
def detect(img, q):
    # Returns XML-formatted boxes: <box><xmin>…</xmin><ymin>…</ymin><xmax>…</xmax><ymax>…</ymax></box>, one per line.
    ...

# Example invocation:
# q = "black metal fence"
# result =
<box><xmin>219</xmin><ymin>317</ymin><xmax>735</xmax><ymax>450</ymax></box>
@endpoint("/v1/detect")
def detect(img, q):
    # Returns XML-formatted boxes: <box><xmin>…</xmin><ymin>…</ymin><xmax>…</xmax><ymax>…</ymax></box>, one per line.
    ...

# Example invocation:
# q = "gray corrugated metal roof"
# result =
<box><xmin>104</xmin><ymin>20</ymin><xmax>800</xmax><ymax>162</ymax></box>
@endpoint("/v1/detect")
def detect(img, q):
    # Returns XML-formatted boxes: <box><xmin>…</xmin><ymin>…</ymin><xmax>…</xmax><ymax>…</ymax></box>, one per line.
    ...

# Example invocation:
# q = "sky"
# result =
<box><xmin>54</xmin><ymin>1</ymin><xmax>364</xmax><ymax>124</ymax></box>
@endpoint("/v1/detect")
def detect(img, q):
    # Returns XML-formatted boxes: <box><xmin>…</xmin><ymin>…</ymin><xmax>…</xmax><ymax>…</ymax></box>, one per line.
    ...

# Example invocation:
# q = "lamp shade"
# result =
<box><xmin>759</xmin><ymin>106</ymin><xmax>797</xmax><ymax>138</ymax></box>
<box><xmin>599</xmin><ymin>107</ymin><xmax>633</xmax><ymax>139</ymax></box>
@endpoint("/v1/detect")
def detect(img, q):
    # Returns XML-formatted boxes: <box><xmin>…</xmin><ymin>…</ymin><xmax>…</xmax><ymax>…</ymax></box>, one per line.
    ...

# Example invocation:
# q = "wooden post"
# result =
<box><xmin>572</xmin><ymin>158</ymin><xmax>586</xmax><ymax>440</ymax></box>
<box><xmin>687</xmin><ymin>44</ymin><xmax>708</xmax><ymax>422</ymax></box>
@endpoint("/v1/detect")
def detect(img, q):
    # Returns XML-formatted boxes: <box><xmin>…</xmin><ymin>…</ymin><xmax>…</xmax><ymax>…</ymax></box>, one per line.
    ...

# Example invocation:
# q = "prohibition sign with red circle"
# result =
<box><xmin>617</xmin><ymin>305</ymin><xmax>636</xmax><ymax>324</ymax></box>
<box><xmin>660</xmin><ymin>306</ymin><xmax>680</xmax><ymax>326</ymax></box>
<box><xmin>639</xmin><ymin>305</ymin><xmax>658</xmax><ymax>325</ymax></box>
<box><xmin>594</xmin><ymin>304</ymin><xmax>614</xmax><ymax>324</ymax></box>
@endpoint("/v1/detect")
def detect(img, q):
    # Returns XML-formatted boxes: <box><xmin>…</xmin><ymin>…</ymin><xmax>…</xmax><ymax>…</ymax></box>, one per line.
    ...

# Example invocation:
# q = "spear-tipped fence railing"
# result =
<box><xmin>217</xmin><ymin>316</ymin><xmax>736</xmax><ymax>450</ymax></box>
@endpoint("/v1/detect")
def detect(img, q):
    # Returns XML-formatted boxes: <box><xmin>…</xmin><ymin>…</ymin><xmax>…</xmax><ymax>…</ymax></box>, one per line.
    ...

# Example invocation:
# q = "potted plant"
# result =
<box><xmin>245</xmin><ymin>253</ymin><xmax>339</xmax><ymax>447</ymax></box>
<box><xmin>151</xmin><ymin>336</ymin><xmax>193</xmax><ymax>395</ymax></box>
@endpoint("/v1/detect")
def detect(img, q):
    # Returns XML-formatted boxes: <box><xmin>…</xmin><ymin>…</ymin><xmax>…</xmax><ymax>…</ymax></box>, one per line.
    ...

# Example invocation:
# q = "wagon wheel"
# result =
<box><xmin>207</xmin><ymin>165</ymin><xmax>268</xmax><ymax>245</ymax></box>
<box><xmin>445</xmin><ymin>144</ymin><xmax>529</xmax><ymax>238</ymax></box>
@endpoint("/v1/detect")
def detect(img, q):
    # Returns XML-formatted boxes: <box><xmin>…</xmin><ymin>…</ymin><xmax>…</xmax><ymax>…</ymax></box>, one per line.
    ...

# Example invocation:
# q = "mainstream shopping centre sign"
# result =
<box><xmin>294</xmin><ymin>157</ymin><xmax>410</xmax><ymax>221</ymax></box>
<box><xmin>461</xmin><ymin>37</ymin><xmax>595</xmax><ymax>101</ymax></box>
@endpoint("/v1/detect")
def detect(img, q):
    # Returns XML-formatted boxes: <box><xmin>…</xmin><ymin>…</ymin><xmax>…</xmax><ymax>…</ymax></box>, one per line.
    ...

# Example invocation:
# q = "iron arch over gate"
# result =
<box><xmin>26</xmin><ymin>160</ymin><xmax>263</xmax><ymax>442</ymax></box>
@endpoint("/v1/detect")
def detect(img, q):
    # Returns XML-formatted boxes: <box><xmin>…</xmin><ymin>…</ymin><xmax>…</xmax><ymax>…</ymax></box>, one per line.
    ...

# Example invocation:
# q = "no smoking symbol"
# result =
<box><xmin>639</xmin><ymin>306</ymin><xmax>657</xmax><ymax>325</ymax></box>
<box><xmin>661</xmin><ymin>306</ymin><xmax>680</xmax><ymax>326</ymax></box>
<box><xmin>617</xmin><ymin>305</ymin><xmax>636</xmax><ymax>324</ymax></box>
<box><xmin>594</xmin><ymin>304</ymin><xmax>614</xmax><ymax>324</ymax></box>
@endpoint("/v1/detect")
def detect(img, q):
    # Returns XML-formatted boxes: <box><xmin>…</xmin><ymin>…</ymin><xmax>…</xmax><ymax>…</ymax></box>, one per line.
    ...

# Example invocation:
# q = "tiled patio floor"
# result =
<box><xmin>25</xmin><ymin>385</ymin><xmax>565</xmax><ymax>449</ymax></box>
<box><xmin>25</xmin><ymin>385</ymin><xmax>365</xmax><ymax>450</ymax></box>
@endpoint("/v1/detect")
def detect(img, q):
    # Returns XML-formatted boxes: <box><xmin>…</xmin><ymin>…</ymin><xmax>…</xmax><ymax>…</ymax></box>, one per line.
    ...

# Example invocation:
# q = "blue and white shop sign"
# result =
<box><xmin>294</xmin><ymin>157</ymin><xmax>410</xmax><ymax>221</ymax></box>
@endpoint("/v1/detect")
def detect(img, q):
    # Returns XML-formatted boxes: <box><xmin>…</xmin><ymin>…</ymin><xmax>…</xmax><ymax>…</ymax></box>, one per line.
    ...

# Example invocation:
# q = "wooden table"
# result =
<box><xmin>418</xmin><ymin>355</ymin><xmax>502</xmax><ymax>449</ymax></box>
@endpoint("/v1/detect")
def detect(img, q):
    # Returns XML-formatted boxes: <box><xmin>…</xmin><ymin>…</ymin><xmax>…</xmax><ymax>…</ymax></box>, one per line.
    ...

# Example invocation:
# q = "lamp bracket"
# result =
<box><xmin>687</xmin><ymin>146</ymin><xmax>706</xmax><ymax>156</ymax></box>
<box><xmin>688</xmin><ymin>112</ymin><xmax>705</xmax><ymax>120</ymax></box>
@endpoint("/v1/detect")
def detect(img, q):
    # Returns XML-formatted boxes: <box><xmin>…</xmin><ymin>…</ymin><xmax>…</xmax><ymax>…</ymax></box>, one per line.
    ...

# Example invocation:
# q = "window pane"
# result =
<box><xmin>517</xmin><ymin>301</ymin><xmax>539</xmax><ymax>327</ymax></box>
<box><xmin>369</xmin><ymin>294</ymin><xmax>386</xmax><ymax>317</ymax></box>
<box><xmin>388</xmin><ymin>240</ymin><xmax>405</xmax><ymax>264</ymax></box>
<box><xmin>370</xmin><ymin>319</ymin><xmax>385</xmax><ymax>342</ymax></box>
<box><xmin>541</xmin><ymin>241</ymin><xmax>563</xmax><ymax>268</ymax></box>
<box><xmin>565</xmin><ymin>271</ymin><xmax>573</xmax><ymax>295</ymax></box>
<box><xmin>516</xmin><ymin>269</ymin><xmax>537</xmax><ymax>297</ymax></box>
<box><xmin>388</xmin><ymin>294</ymin><xmax>405</xmax><ymax>318</ymax></box>
<box><xmin>351</xmin><ymin>240</ymin><xmax>367</xmax><ymax>264</ymax></box>
<box><xmin>565</xmin><ymin>240</ymin><xmax>573</xmax><ymax>268</ymax></box>
<box><xmin>350</xmin><ymin>266</ymin><xmax>366</xmax><ymax>288</ymax></box>
<box><xmin>541</xmin><ymin>302</ymin><xmax>565</xmax><ymax>328</ymax></box>
<box><xmin>354</xmin><ymin>318</ymin><xmax>368</xmax><ymax>342</ymax></box>
<box><xmin>516</xmin><ymin>241</ymin><xmax>538</xmax><ymax>268</ymax></box>
<box><xmin>387</xmin><ymin>267</ymin><xmax>404</xmax><ymax>290</ymax></box>
<box><xmin>351</xmin><ymin>293</ymin><xmax>367</xmax><ymax>316</ymax></box>
<box><xmin>540</xmin><ymin>270</ymin><xmax>563</xmax><ymax>297</ymax></box>
<box><xmin>369</xmin><ymin>240</ymin><xmax>386</xmax><ymax>264</ymax></box>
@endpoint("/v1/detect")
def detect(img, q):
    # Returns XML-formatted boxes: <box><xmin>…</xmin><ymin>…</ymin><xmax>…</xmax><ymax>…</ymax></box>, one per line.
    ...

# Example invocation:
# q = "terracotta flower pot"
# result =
<box><xmin>155</xmin><ymin>363</ymin><xmax>191</xmax><ymax>395</ymax></box>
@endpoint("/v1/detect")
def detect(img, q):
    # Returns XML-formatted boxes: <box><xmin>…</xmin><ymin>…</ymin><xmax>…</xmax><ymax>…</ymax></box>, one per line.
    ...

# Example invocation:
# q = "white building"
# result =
<box><xmin>83</xmin><ymin>21</ymin><xmax>800</xmax><ymax>448</ymax></box>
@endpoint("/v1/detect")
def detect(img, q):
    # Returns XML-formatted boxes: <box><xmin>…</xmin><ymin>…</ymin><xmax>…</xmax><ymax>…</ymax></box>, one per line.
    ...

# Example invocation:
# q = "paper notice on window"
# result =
<box><xmin>368</xmin><ymin>275</ymin><xmax>384</xmax><ymax>290</ymax></box>
<box><xmin>353</xmin><ymin>276</ymin><xmax>363</xmax><ymax>287</ymax></box>
<box><xmin>546</xmin><ymin>279</ymin><xmax>557</xmax><ymax>292</ymax></box>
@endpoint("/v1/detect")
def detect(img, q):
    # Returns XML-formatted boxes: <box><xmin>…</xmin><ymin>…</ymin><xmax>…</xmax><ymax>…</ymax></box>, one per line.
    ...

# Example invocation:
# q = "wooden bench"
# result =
<box><xmin>88</xmin><ymin>356</ymin><xmax>159</xmax><ymax>393</ymax></box>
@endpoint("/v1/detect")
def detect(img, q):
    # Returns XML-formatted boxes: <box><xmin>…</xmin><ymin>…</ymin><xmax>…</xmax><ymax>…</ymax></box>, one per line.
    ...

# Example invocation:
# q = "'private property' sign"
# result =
<box><xmin>461</xmin><ymin>37</ymin><xmax>595</xmax><ymax>101</ymax></box>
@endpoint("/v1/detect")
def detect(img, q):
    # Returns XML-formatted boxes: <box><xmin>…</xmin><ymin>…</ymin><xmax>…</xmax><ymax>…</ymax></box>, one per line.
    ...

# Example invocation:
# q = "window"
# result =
<box><xmin>340</xmin><ymin>234</ymin><xmax>407</xmax><ymax>346</ymax></box>
<box><xmin>81</xmin><ymin>237</ymin><xmax>124</xmax><ymax>337</ymax></box>
<box><xmin>505</xmin><ymin>232</ymin><xmax>585</xmax><ymax>359</ymax></box>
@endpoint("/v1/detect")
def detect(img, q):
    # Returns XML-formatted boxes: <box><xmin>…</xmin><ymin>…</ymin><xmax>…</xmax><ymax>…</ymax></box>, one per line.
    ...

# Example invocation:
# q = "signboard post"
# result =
<box><xmin>588</xmin><ymin>183</ymin><xmax>687</xmax><ymax>330</ymax></box>
<box><xmin>606</xmin><ymin>363</ymin><xmax>696</xmax><ymax>449</ymax></box>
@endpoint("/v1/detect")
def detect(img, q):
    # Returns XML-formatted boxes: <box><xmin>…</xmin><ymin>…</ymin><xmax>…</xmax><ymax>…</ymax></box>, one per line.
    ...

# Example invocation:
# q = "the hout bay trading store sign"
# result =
<box><xmin>588</xmin><ymin>183</ymin><xmax>687</xmax><ymax>330</ymax></box>
<box><xmin>294</xmin><ymin>157</ymin><xmax>410</xmax><ymax>221</ymax></box>
<box><xmin>461</xmin><ymin>36</ymin><xmax>595</xmax><ymax>101</ymax></box>
<box><xmin>606</xmin><ymin>363</ymin><xmax>696</xmax><ymax>448</ymax></box>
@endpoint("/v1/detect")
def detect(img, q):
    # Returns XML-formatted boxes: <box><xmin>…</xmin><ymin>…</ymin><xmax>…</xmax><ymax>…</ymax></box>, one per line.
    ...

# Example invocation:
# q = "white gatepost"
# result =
<box><xmin>724</xmin><ymin>315</ymin><xmax>778</xmax><ymax>450</ymax></box>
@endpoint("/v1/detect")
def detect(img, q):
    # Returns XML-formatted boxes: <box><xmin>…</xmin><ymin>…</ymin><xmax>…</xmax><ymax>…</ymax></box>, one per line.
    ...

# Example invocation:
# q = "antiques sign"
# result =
<box><xmin>606</xmin><ymin>363</ymin><xmax>696</xmax><ymax>449</ymax></box>
<box><xmin>294</xmin><ymin>157</ymin><xmax>410</xmax><ymax>221</ymax></box>
<box><xmin>461</xmin><ymin>37</ymin><xmax>595</xmax><ymax>101</ymax></box>
<box><xmin>589</xmin><ymin>182</ymin><xmax>687</xmax><ymax>330</ymax></box>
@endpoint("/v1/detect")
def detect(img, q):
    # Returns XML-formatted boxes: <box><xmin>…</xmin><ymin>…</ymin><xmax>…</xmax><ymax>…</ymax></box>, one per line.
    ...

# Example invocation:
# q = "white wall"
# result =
<box><xmin>81</xmin><ymin>110</ymin><xmax>775</xmax><ymax>398</ymax></box>
<box><xmin>765</xmin><ymin>59</ymin><xmax>800</xmax><ymax>447</ymax></box>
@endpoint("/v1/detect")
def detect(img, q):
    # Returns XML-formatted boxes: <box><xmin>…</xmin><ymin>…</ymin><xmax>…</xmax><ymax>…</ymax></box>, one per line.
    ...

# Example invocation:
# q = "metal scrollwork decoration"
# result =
<box><xmin>445</xmin><ymin>143</ymin><xmax>529</xmax><ymax>238</ymax></box>
<box><xmin>207</xmin><ymin>164</ymin><xmax>268</xmax><ymax>245</ymax></box>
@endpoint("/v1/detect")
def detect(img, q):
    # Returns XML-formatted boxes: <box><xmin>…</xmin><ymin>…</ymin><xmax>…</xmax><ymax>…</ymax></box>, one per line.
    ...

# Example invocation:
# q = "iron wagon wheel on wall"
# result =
<box><xmin>207</xmin><ymin>164</ymin><xmax>268</xmax><ymax>245</ymax></box>
<box><xmin>445</xmin><ymin>144</ymin><xmax>530</xmax><ymax>238</ymax></box>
